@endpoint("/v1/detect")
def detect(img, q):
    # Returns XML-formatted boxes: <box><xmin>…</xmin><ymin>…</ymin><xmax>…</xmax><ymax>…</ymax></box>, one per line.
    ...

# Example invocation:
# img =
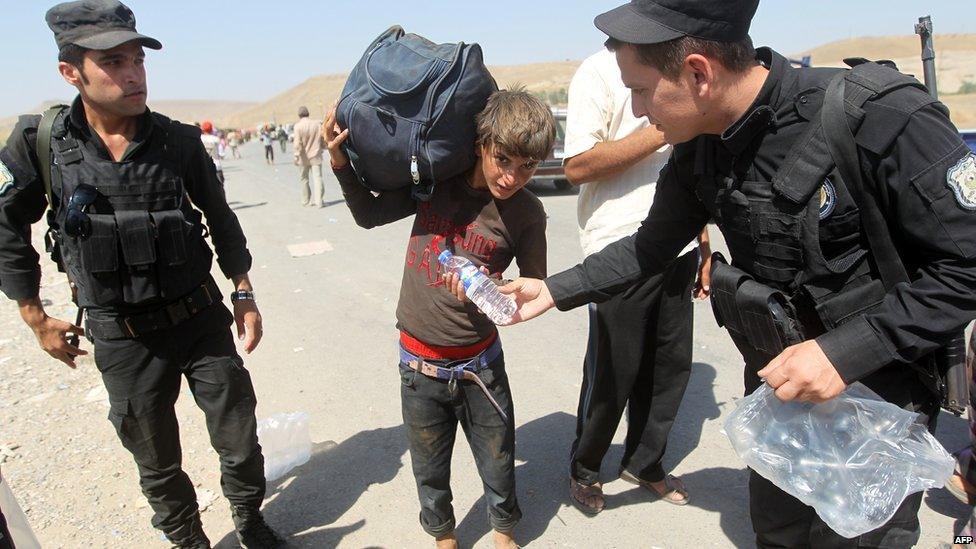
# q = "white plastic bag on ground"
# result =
<box><xmin>724</xmin><ymin>382</ymin><xmax>953</xmax><ymax>538</ymax></box>
<box><xmin>0</xmin><ymin>473</ymin><xmax>41</xmax><ymax>549</ymax></box>
<box><xmin>257</xmin><ymin>412</ymin><xmax>312</xmax><ymax>482</ymax></box>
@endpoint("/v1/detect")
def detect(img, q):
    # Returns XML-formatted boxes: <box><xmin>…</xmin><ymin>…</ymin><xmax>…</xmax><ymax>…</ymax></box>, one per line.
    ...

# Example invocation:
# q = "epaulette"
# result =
<box><xmin>150</xmin><ymin>112</ymin><xmax>201</xmax><ymax>139</ymax></box>
<box><xmin>773</xmin><ymin>61</ymin><xmax>932</xmax><ymax>205</ymax></box>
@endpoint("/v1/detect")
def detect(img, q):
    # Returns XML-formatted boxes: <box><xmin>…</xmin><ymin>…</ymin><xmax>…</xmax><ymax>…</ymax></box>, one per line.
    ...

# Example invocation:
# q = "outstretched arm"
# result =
<box><xmin>502</xmin><ymin>156</ymin><xmax>708</xmax><ymax>324</ymax></box>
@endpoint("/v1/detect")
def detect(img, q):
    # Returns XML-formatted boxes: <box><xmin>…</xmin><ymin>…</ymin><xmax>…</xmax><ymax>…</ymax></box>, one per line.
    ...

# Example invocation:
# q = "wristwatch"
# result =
<box><xmin>231</xmin><ymin>290</ymin><xmax>255</xmax><ymax>302</ymax></box>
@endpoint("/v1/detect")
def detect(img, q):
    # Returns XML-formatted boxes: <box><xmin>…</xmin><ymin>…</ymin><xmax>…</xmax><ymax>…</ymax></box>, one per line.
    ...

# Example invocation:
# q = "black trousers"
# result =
<box><xmin>90</xmin><ymin>303</ymin><xmax>265</xmax><ymax>542</ymax></box>
<box><xmin>570</xmin><ymin>250</ymin><xmax>697</xmax><ymax>485</ymax></box>
<box><xmin>399</xmin><ymin>347</ymin><xmax>521</xmax><ymax>537</ymax></box>
<box><xmin>732</xmin><ymin>332</ymin><xmax>939</xmax><ymax>548</ymax></box>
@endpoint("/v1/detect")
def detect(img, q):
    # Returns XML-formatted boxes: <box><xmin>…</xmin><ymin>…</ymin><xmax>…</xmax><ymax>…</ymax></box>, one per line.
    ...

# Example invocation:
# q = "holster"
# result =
<box><xmin>709</xmin><ymin>252</ymin><xmax>805</xmax><ymax>356</ymax></box>
<box><xmin>935</xmin><ymin>331</ymin><xmax>968</xmax><ymax>416</ymax></box>
<box><xmin>44</xmin><ymin>210</ymin><xmax>66</xmax><ymax>273</ymax></box>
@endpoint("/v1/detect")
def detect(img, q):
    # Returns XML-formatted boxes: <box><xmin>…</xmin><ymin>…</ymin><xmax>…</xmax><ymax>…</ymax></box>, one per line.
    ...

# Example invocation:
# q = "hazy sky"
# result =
<box><xmin>1</xmin><ymin>0</ymin><xmax>971</xmax><ymax>117</ymax></box>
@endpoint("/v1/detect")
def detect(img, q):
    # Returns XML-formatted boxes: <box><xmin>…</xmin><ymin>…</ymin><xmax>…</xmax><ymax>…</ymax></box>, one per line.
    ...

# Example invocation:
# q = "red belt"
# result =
<box><xmin>399</xmin><ymin>330</ymin><xmax>497</xmax><ymax>360</ymax></box>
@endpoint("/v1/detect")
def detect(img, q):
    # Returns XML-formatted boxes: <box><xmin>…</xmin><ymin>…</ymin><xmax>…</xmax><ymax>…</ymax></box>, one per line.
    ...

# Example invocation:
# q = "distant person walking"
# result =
<box><xmin>261</xmin><ymin>125</ymin><xmax>275</xmax><ymax>164</ymax></box>
<box><xmin>292</xmin><ymin>106</ymin><xmax>325</xmax><ymax>207</ymax></box>
<box><xmin>228</xmin><ymin>129</ymin><xmax>242</xmax><ymax>158</ymax></box>
<box><xmin>200</xmin><ymin>120</ymin><xmax>224</xmax><ymax>185</ymax></box>
<box><xmin>277</xmin><ymin>125</ymin><xmax>288</xmax><ymax>153</ymax></box>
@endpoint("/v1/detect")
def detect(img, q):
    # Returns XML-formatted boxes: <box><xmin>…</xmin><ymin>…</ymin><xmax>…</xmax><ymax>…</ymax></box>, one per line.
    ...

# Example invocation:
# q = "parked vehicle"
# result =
<box><xmin>529</xmin><ymin>108</ymin><xmax>572</xmax><ymax>191</ymax></box>
<box><xmin>962</xmin><ymin>129</ymin><xmax>976</xmax><ymax>153</ymax></box>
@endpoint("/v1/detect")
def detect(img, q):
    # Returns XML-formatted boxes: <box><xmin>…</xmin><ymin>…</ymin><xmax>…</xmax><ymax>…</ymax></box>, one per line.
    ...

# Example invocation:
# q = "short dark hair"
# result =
<box><xmin>605</xmin><ymin>35</ymin><xmax>757</xmax><ymax>79</ymax></box>
<box><xmin>58</xmin><ymin>43</ymin><xmax>89</xmax><ymax>67</ymax></box>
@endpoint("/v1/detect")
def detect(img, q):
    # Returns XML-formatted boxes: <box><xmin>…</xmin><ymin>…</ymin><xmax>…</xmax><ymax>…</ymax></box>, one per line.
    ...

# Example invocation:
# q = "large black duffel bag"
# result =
<box><xmin>336</xmin><ymin>26</ymin><xmax>497</xmax><ymax>201</ymax></box>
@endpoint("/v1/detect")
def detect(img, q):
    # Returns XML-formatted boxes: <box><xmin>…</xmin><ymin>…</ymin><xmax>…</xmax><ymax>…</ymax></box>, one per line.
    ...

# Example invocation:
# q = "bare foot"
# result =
<box><xmin>435</xmin><ymin>532</ymin><xmax>458</xmax><ymax>549</ymax></box>
<box><xmin>493</xmin><ymin>530</ymin><xmax>519</xmax><ymax>549</ymax></box>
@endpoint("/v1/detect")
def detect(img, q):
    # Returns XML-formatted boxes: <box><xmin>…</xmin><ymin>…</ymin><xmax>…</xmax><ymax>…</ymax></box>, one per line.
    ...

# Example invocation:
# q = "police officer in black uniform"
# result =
<box><xmin>503</xmin><ymin>0</ymin><xmax>976</xmax><ymax>546</ymax></box>
<box><xmin>0</xmin><ymin>2</ymin><xmax>285</xmax><ymax>547</ymax></box>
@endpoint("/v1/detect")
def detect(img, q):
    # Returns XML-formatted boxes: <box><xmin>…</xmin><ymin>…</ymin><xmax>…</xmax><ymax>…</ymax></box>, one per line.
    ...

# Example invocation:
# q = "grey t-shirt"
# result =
<box><xmin>335</xmin><ymin>166</ymin><xmax>547</xmax><ymax>346</ymax></box>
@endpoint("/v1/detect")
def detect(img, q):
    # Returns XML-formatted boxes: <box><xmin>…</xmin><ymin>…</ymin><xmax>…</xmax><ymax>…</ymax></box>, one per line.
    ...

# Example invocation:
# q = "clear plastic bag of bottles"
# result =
<box><xmin>0</xmin><ymin>473</ymin><xmax>41</xmax><ymax>549</ymax></box>
<box><xmin>257</xmin><ymin>412</ymin><xmax>312</xmax><ymax>482</ymax></box>
<box><xmin>723</xmin><ymin>382</ymin><xmax>954</xmax><ymax>538</ymax></box>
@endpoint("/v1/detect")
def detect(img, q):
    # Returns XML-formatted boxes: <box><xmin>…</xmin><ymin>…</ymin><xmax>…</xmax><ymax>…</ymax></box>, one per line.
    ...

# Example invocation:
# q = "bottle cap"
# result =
<box><xmin>437</xmin><ymin>250</ymin><xmax>453</xmax><ymax>264</ymax></box>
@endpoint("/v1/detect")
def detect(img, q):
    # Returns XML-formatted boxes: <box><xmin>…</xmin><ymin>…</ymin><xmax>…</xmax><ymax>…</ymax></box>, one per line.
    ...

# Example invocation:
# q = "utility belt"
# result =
<box><xmin>708</xmin><ymin>253</ymin><xmax>961</xmax><ymax>411</ymax></box>
<box><xmin>85</xmin><ymin>278</ymin><xmax>221</xmax><ymax>340</ymax></box>
<box><xmin>398</xmin><ymin>331</ymin><xmax>508</xmax><ymax>422</ymax></box>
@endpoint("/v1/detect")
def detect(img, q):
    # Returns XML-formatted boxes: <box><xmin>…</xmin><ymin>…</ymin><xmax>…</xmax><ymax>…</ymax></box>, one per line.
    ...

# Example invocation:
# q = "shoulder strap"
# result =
<box><xmin>841</xmin><ymin>61</ymin><xmax>925</xmax><ymax>106</ymax></box>
<box><xmin>821</xmin><ymin>71</ymin><xmax>909</xmax><ymax>289</ymax></box>
<box><xmin>37</xmin><ymin>105</ymin><xmax>68</xmax><ymax>208</ymax></box>
<box><xmin>773</xmin><ymin>63</ymin><xmax>928</xmax><ymax>206</ymax></box>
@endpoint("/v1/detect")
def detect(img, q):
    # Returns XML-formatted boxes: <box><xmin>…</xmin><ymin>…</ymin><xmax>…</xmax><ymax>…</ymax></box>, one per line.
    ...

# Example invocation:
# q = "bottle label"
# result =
<box><xmin>458</xmin><ymin>265</ymin><xmax>479</xmax><ymax>290</ymax></box>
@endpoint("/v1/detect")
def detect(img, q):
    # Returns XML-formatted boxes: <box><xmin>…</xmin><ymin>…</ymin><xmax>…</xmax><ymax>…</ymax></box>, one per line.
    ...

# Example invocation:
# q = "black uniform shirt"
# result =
<box><xmin>547</xmin><ymin>48</ymin><xmax>976</xmax><ymax>384</ymax></box>
<box><xmin>0</xmin><ymin>95</ymin><xmax>252</xmax><ymax>301</ymax></box>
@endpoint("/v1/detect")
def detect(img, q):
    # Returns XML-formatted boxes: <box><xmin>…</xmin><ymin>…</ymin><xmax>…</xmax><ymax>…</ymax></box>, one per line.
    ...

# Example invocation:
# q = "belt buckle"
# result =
<box><xmin>122</xmin><ymin>317</ymin><xmax>139</xmax><ymax>338</ymax></box>
<box><xmin>199</xmin><ymin>282</ymin><xmax>213</xmax><ymax>305</ymax></box>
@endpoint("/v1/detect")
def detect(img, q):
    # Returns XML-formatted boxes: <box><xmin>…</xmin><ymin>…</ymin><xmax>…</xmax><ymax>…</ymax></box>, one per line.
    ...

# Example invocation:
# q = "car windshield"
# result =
<box><xmin>963</xmin><ymin>131</ymin><xmax>976</xmax><ymax>154</ymax></box>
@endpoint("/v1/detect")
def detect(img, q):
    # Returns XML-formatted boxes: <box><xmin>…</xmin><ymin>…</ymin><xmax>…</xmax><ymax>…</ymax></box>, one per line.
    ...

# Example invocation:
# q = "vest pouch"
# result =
<box><xmin>155</xmin><ymin>208</ymin><xmax>213</xmax><ymax>300</ymax></box>
<box><xmin>150</xmin><ymin>210</ymin><xmax>187</xmax><ymax>266</ymax></box>
<box><xmin>79</xmin><ymin>214</ymin><xmax>119</xmax><ymax>273</ymax></box>
<box><xmin>812</xmin><ymin>278</ymin><xmax>886</xmax><ymax>330</ymax></box>
<box><xmin>76</xmin><ymin>213</ymin><xmax>124</xmax><ymax>306</ymax></box>
<box><xmin>115</xmin><ymin>210</ymin><xmax>160</xmax><ymax>304</ymax></box>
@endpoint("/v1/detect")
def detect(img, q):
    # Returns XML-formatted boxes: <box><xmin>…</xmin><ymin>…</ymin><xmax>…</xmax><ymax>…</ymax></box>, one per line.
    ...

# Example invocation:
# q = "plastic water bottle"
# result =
<box><xmin>438</xmin><ymin>250</ymin><xmax>516</xmax><ymax>325</ymax></box>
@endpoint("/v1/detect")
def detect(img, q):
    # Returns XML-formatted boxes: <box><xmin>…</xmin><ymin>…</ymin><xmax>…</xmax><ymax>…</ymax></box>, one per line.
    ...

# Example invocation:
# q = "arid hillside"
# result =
<box><xmin>217</xmin><ymin>61</ymin><xmax>582</xmax><ymax>129</ymax></box>
<box><xmin>798</xmin><ymin>34</ymin><xmax>976</xmax><ymax>127</ymax></box>
<box><xmin>2</xmin><ymin>34</ymin><xmax>973</xmax><ymax>138</ymax></box>
<box><xmin>0</xmin><ymin>99</ymin><xmax>256</xmax><ymax>141</ymax></box>
<box><xmin>221</xmin><ymin>33</ymin><xmax>974</xmax><ymax>129</ymax></box>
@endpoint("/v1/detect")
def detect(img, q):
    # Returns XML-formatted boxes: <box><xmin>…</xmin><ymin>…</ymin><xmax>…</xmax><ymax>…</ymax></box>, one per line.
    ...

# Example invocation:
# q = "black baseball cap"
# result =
<box><xmin>595</xmin><ymin>0</ymin><xmax>760</xmax><ymax>44</ymax></box>
<box><xmin>46</xmin><ymin>0</ymin><xmax>162</xmax><ymax>51</ymax></box>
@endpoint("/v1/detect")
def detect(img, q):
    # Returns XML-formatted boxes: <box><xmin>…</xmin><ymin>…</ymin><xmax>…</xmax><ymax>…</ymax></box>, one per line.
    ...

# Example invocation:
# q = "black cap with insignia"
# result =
<box><xmin>595</xmin><ymin>0</ymin><xmax>760</xmax><ymax>45</ymax></box>
<box><xmin>46</xmin><ymin>0</ymin><xmax>162</xmax><ymax>52</ymax></box>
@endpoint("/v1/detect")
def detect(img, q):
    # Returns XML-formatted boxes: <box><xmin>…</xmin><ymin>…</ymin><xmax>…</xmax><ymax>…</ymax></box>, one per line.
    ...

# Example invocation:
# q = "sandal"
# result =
<box><xmin>948</xmin><ymin>449</ymin><xmax>976</xmax><ymax>505</ymax></box>
<box><xmin>620</xmin><ymin>469</ymin><xmax>690</xmax><ymax>506</ymax></box>
<box><xmin>944</xmin><ymin>471</ymin><xmax>976</xmax><ymax>505</ymax></box>
<box><xmin>569</xmin><ymin>477</ymin><xmax>605</xmax><ymax>515</ymax></box>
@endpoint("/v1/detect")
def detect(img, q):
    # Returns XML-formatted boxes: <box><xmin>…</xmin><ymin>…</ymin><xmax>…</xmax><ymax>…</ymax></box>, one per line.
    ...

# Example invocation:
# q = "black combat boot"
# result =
<box><xmin>231</xmin><ymin>504</ymin><xmax>286</xmax><ymax>548</ymax></box>
<box><xmin>168</xmin><ymin>515</ymin><xmax>211</xmax><ymax>549</ymax></box>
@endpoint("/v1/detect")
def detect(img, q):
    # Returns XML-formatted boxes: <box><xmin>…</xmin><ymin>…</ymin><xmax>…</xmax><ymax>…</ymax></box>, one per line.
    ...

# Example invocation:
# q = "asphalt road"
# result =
<box><xmin>2</xmin><ymin>139</ymin><xmax>970</xmax><ymax>548</ymax></box>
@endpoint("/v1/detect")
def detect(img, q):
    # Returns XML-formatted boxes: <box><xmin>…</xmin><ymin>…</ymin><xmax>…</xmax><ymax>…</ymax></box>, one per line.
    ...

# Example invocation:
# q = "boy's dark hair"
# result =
<box><xmin>605</xmin><ymin>35</ymin><xmax>756</xmax><ymax>79</ymax></box>
<box><xmin>475</xmin><ymin>86</ymin><xmax>556</xmax><ymax>161</ymax></box>
<box><xmin>58</xmin><ymin>44</ymin><xmax>89</xmax><ymax>68</ymax></box>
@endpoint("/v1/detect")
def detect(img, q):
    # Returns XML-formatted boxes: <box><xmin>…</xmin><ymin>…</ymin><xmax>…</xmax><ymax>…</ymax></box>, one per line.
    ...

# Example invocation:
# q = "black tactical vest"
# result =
<box><xmin>49</xmin><ymin>110</ymin><xmax>213</xmax><ymax>309</ymax></box>
<box><xmin>697</xmin><ymin>62</ymin><xmax>936</xmax><ymax>341</ymax></box>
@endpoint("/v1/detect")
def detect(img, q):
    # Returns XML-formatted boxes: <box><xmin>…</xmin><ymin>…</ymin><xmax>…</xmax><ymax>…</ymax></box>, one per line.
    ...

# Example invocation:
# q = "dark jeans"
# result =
<box><xmin>730</xmin><ymin>332</ymin><xmax>938</xmax><ymax>548</ymax></box>
<box><xmin>570</xmin><ymin>249</ymin><xmax>697</xmax><ymax>485</ymax></box>
<box><xmin>90</xmin><ymin>303</ymin><xmax>265</xmax><ymax>542</ymax></box>
<box><xmin>399</xmin><ymin>346</ymin><xmax>521</xmax><ymax>537</ymax></box>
